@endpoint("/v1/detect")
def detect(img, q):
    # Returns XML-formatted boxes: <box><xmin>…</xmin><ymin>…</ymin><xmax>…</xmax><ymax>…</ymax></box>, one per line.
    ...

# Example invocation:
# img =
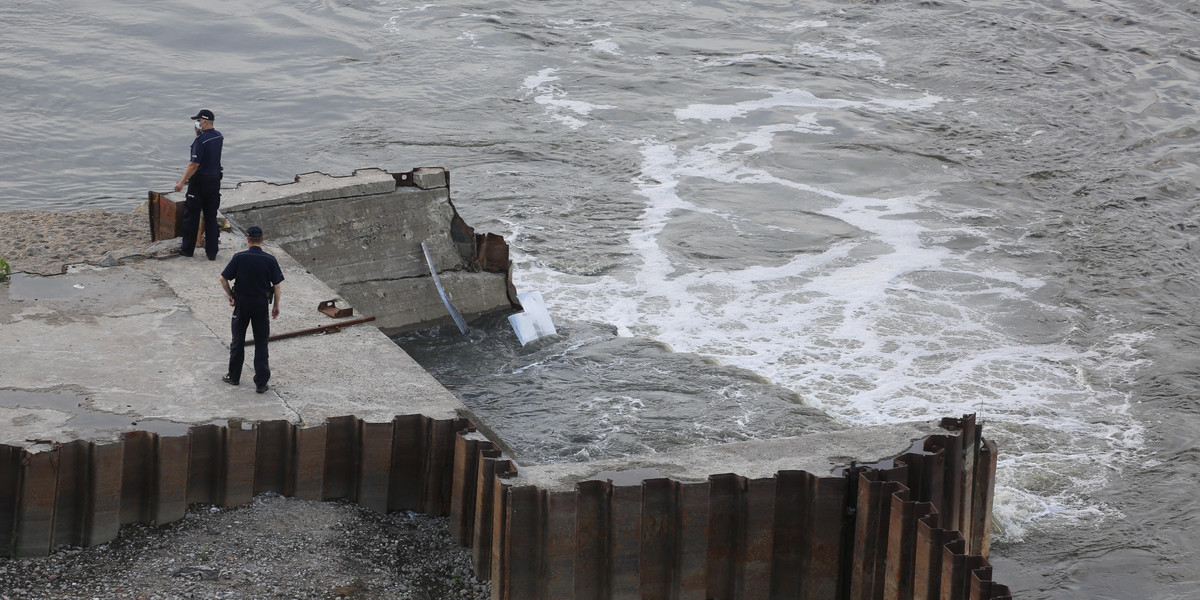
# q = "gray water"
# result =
<box><xmin>3</xmin><ymin>1</ymin><xmax>1200</xmax><ymax>597</ymax></box>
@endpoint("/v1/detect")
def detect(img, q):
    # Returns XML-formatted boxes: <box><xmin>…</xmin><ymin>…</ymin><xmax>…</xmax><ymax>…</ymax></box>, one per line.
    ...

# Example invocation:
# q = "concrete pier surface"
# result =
<box><xmin>1</xmin><ymin>218</ymin><xmax>947</xmax><ymax>467</ymax></box>
<box><xmin>0</xmin><ymin>161</ymin><xmax>960</xmax><ymax>468</ymax></box>
<box><xmin>1</xmin><ymin>225</ymin><xmax>464</xmax><ymax>451</ymax></box>
<box><xmin>0</xmin><ymin>190</ymin><xmax>1009</xmax><ymax>597</ymax></box>
<box><xmin>0</xmin><ymin>221</ymin><xmax>951</xmax><ymax>466</ymax></box>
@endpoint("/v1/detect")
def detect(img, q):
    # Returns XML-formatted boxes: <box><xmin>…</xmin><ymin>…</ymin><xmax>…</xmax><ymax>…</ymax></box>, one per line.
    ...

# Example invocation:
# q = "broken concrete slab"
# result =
<box><xmin>191</xmin><ymin>168</ymin><xmax>516</xmax><ymax>335</ymax></box>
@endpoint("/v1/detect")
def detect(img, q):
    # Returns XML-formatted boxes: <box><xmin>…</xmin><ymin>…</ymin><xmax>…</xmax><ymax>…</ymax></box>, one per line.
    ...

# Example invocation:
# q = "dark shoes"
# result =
<box><xmin>175</xmin><ymin>249</ymin><xmax>215</xmax><ymax>259</ymax></box>
<box><xmin>225</xmin><ymin>374</ymin><xmax>271</xmax><ymax>393</ymax></box>
<box><xmin>225</xmin><ymin>374</ymin><xmax>269</xmax><ymax>393</ymax></box>
<box><xmin>224</xmin><ymin>373</ymin><xmax>269</xmax><ymax>393</ymax></box>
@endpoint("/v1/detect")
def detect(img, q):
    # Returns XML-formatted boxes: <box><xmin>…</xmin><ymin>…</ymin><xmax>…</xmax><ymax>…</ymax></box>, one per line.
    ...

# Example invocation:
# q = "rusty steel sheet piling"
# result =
<box><xmin>469</xmin><ymin>449</ymin><xmax>505</xmax><ymax>576</ymax></box>
<box><xmin>0</xmin><ymin>414</ymin><xmax>1011</xmax><ymax>599</ymax></box>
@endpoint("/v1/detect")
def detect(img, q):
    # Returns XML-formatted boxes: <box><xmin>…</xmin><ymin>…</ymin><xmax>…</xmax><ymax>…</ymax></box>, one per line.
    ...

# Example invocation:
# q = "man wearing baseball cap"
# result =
<box><xmin>174</xmin><ymin>109</ymin><xmax>224</xmax><ymax>260</ymax></box>
<box><xmin>218</xmin><ymin>226</ymin><xmax>284</xmax><ymax>393</ymax></box>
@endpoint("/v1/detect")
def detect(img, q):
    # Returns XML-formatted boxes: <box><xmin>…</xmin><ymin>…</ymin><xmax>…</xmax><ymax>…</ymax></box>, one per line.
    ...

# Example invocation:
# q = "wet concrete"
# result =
<box><xmin>516</xmin><ymin>419</ymin><xmax>949</xmax><ymax>491</ymax></box>
<box><xmin>0</xmin><ymin>389</ymin><xmax>197</xmax><ymax>445</ymax></box>
<box><xmin>0</xmin><ymin>224</ymin><xmax>466</xmax><ymax>451</ymax></box>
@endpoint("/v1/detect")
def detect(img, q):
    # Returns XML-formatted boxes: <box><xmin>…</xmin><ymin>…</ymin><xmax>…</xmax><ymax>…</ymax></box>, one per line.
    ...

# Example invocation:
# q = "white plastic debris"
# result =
<box><xmin>508</xmin><ymin>291</ymin><xmax>557</xmax><ymax>346</ymax></box>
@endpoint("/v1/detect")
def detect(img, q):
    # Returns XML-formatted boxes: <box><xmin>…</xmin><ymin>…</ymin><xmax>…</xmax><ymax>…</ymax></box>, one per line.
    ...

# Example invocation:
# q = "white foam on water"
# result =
<box><xmin>381</xmin><ymin>2</ymin><xmax>437</xmax><ymax>32</ymax></box>
<box><xmin>547</xmin><ymin>19</ymin><xmax>613</xmax><ymax>31</ymax></box>
<box><xmin>514</xmin><ymin>81</ymin><xmax>1143</xmax><ymax>537</ymax></box>
<box><xmin>380</xmin><ymin>2</ymin><xmax>436</xmax><ymax>12</ymax></box>
<box><xmin>588</xmin><ymin>38</ymin><xmax>621</xmax><ymax>55</ymax></box>
<box><xmin>792</xmin><ymin>42</ymin><xmax>886</xmax><ymax>67</ymax></box>
<box><xmin>766</xmin><ymin>20</ymin><xmax>830</xmax><ymax>31</ymax></box>
<box><xmin>534</xmin><ymin>94</ymin><xmax>614</xmax><ymax>116</ymax></box>
<box><xmin>520</xmin><ymin>67</ymin><xmax>613</xmax><ymax>129</ymax></box>
<box><xmin>522</xmin><ymin>67</ymin><xmax>559</xmax><ymax>89</ymax></box>
<box><xmin>695</xmin><ymin>53</ymin><xmax>791</xmax><ymax>67</ymax></box>
<box><xmin>675</xmin><ymin>85</ymin><xmax>942</xmax><ymax>124</ymax></box>
<box><xmin>675</xmin><ymin>87</ymin><xmax>861</xmax><ymax>123</ymax></box>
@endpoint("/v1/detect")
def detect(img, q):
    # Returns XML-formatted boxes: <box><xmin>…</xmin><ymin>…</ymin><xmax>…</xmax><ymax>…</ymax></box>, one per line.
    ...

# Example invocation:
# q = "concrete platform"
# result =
<box><xmin>1</xmin><ymin>225</ymin><xmax>465</xmax><ymax>451</ymax></box>
<box><xmin>0</xmin><ymin>208</ymin><xmax>1007</xmax><ymax>596</ymax></box>
<box><xmin>1</xmin><ymin>217</ymin><xmax>948</xmax><ymax>470</ymax></box>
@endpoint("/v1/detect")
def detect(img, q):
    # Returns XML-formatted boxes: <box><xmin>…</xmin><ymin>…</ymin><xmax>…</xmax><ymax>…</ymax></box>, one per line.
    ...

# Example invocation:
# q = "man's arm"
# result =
<box><xmin>175</xmin><ymin>162</ymin><xmax>199</xmax><ymax>192</ymax></box>
<box><xmin>219</xmin><ymin>275</ymin><xmax>235</xmax><ymax>307</ymax></box>
<box><xmin>271</xmin><ymin>283</ymin><xmax>282</xmax><ymax>319</ymax></box>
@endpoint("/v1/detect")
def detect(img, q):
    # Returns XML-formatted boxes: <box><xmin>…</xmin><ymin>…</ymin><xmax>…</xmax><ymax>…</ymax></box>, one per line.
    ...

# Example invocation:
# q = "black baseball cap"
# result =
<box><xmin>190</xmin><ymin>109</ymin><xmax>215</xmax><ymax>121</ymax></box>
<box><xmin>246</xmin><ymin>226</ymin><xmax>263</xmax><ymax>238</ymax></box>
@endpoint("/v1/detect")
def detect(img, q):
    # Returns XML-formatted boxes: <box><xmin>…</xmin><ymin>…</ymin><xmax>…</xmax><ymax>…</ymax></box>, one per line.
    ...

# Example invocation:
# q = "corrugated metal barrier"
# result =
<box><xmin>0</xmin><ymin>413</ymin><xmax>1011</xmax><ymax>599</ymax></box>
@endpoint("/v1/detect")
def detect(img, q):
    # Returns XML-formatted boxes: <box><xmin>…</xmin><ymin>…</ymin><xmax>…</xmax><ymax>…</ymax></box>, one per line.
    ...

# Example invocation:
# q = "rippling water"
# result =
<box><xmin>4</xmin><ymin>1</ymin><xmax>1200</xmax><ymax>597</ymax></box>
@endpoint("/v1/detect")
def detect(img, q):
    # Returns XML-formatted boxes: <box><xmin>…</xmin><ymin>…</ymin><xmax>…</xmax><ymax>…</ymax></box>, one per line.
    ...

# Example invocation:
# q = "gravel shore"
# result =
<box><xmin>0</xmin><ymin>494</ymin><xmax>490</xmax><ymax>600</ymax></box>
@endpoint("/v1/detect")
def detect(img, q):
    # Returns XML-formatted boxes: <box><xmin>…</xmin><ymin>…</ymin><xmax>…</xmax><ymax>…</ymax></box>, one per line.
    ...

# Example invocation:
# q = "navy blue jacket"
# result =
<box><xmin>221</xmin><ymin>246</ymin><xmax>283</xmax><ymax>301</ymax></box>
<box><xmin>190</xmin><ymin>128</ymin><xmax>223</xmax><ymax>176</ymax></box>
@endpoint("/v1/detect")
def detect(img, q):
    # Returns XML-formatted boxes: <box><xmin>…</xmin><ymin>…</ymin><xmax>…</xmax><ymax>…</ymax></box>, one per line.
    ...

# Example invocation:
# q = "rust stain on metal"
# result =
<box><xmin>317</xmin><ymin>300</ymin><xmax>353</xmax><ymax>319</ymax></box>
<box><xmin>476</xmin><ymin>232</ymin><xmax>510</xmax><ymax>273</ymax></box>
<box><xmin>147</xmin><ymin>192</ymin><xmax>183</xmax><ymax>242</ymax></box>
<box><xmin>0</xmin><ymin>414</ymin><xmax>1012</xmax><ymax>599</ymax></box>
<box><xmin>245</xmin><ymin>315</ymin><xmax>377</xmax><ymax>345</ymax></box>
<box><xmin>146</xmin><ymin>191</ymin><xmax>230</xmax><ymax>243</ymax></box>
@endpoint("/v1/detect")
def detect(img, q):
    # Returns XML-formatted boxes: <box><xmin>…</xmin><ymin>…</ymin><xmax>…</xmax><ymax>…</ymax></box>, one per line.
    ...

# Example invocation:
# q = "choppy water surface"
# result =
<box><xmin>4</xmin><ymin>1</ymin><xmax>1200</xmax><ymax>597</ymax></box>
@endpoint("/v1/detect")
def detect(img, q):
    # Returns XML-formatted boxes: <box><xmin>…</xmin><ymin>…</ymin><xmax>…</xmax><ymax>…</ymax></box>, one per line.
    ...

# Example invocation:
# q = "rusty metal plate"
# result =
<box><xmin>318</xmin><ymin>300</ymin><xmax>353</xmax><ymax>319</ymax></box>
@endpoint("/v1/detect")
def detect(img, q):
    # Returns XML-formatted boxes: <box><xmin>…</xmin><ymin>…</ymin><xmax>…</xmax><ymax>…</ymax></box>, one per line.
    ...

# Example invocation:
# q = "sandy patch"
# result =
<box><xmin>0</xmin><ymin>208</ymin><xmax>177</xmax><ymax>276</ymax></box>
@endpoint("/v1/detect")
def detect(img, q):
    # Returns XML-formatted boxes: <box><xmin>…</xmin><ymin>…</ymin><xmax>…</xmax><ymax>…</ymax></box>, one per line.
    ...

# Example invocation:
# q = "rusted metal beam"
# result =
<box><xmin>120</xmin><ymin>431</ymin><xmax>155</xmax><ymax>525</ymax></box>
<box><xmin>451</xmin><ymin>434</ymin><xmax>492</xmax><ymax>546</ymax></box>
<box><xmin>51</xmin><ymin>441</ymin><xmax>88</xmax><ymax>548</ymax></box>
<box><xmin>222</xmin><ymin>428</ymin><xmax>257</xmax><ymax>507</ymax></box>
<box><xmin>253</xmin><ymin>420</ymin><xmax>290</xmax><ymax>496</ymax></box>
<box><xmin>322</xmin><ymin>416</ymin><xmax>358</xmax><ymax>501</ymax></box>
<box><xmin>639</xmin><ymin>478</ymin><xmax>677</xmax><ymax>600</ymax></box>
<box><xmin>544</xmin><ymin>489</ymin><xmax>578</xmax><ymax>599</ymax></box>
<box><xmin>291</xmin><ymin>424</ymin><xmax>327</xmax><ymax>501</ymax></box>
<box><xmin>186</xmin><ymin>425</ymin><xmax>220</xmax><ymax>506</ymax></box>
<box><xmin>389</xmin><ymin>414</ymin><xmax>429</xmax><ymax>512</ymax></box>
<box><xmin>153</xmin><ymin>434</ymin><xmax>190</xmax><ymax>525</ymax></box>
<box><xmin>677</xmin><ymin>481</ymin><xmax>710</xmax><ymax>600</ymax></box>
<box><xmin>470</xmin><ymin>449</ymin><xmax>504</xmax><ymax>576</ymax></box>
<box><xmin>573</xmin><ymin>479</ymin><xmax>611</xmax><ymax>600</ymax></box>
<box><xmin>86</xmin><ymin>442</ymin><xmax>124</xmax><ymax>547</ymax></box>
<box><xmin>742</xmin><ymin>477</ymin><xmax>776</xmax><ymax>599</ymax></box>
<box><xmin>247</xmin><ymin>315</ymin><xmax>377</xmax><ymax>344</ymax></box>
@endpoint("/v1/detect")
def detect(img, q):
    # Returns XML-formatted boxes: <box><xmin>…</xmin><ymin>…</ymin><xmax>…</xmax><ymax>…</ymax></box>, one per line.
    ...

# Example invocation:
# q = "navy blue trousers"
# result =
<box><xmin>228</xmin><ymin>297</ymin><xmax>271</xmax><ymax>386</ymax></box>
<box><xmin>181</xmin><ymin>176</ymin><xmax>221</xmax><ymax>258</ymax></box>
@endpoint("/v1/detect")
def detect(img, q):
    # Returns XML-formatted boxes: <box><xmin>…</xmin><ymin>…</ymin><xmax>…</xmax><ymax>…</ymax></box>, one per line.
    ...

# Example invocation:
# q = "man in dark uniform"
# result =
<box><xmin>174</xmin><ymin>108</ymin><xmax>224</xmax><ymax>260</ymax></box>
<box><xmin>218</xmin><ymin>226</ymin><xmax>284</xmax><ymax>393</ymax></box>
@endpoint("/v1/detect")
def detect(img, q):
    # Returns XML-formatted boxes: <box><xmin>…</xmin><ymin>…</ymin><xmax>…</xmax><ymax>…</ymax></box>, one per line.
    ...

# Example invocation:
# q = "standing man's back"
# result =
<box><xmin>219</xmin><ymin>226</ymin><xmax>283</xmax><ymax>393</ymax></box>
